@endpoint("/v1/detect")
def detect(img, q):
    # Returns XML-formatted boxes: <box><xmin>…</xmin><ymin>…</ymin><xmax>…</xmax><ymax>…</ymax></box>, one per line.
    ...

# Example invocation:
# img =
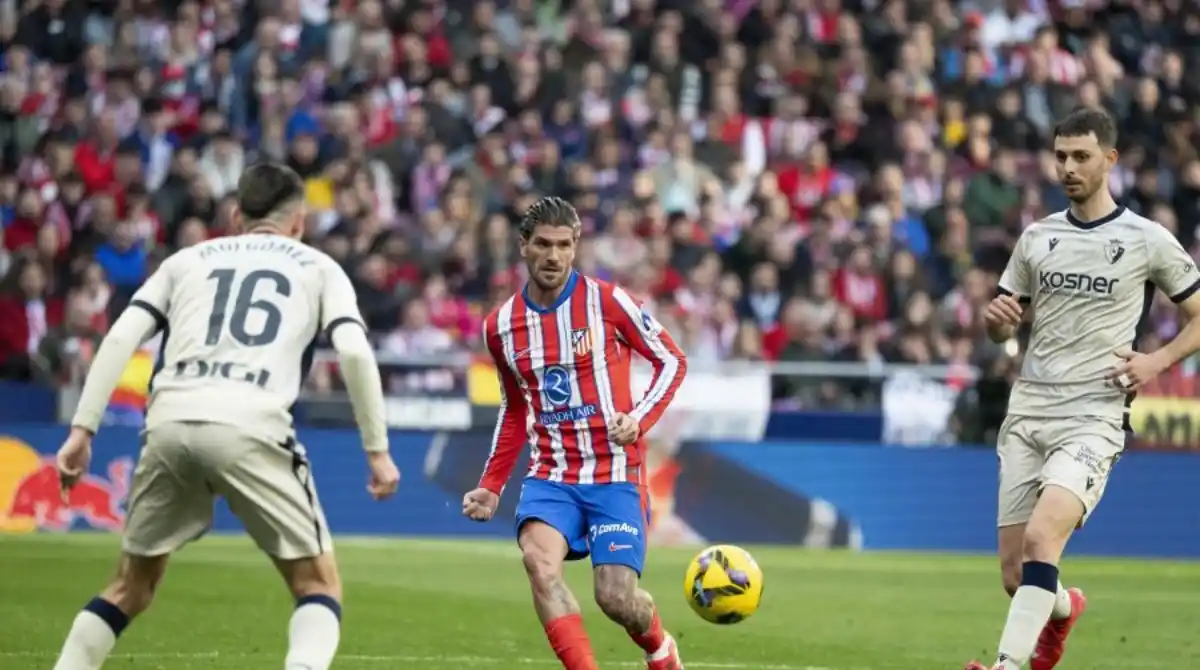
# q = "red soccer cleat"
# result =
<box><xmin>963</xmin><ymin>663</ymin><xmax>992</xmax><ymax>670</ymax></box>
<box><xmin>1031</xmin><ymin>587</ymin><xmax>1088</xmax><ymax>670</ymax></box>
<box><xmin>646</xmin><ymin>634</ymin><xmax>684</xmax><ymax>670</ymax></box>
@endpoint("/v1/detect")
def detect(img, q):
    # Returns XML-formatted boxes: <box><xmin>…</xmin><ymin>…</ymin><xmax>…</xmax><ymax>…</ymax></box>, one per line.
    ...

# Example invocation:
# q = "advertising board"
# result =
<box><xmin>2</xmin><ymin>425</ymin><xmax>1197</xmax><ymax>557</ymax></box>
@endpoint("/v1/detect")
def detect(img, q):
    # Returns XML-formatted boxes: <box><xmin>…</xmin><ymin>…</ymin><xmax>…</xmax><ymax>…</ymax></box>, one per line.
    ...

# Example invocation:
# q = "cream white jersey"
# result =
<box><xmin>999</xmin><ymin>206</ymin><xmax>1200</xmax><ymax>421</ymax></box>
<box><xmin>129</xmin><ymin>234</ymin><xmax>365</xmax><ymax>442</ymax></box>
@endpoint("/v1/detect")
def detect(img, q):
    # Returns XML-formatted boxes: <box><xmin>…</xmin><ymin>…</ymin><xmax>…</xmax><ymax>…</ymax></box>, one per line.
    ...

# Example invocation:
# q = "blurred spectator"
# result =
<box><xmin>0</xmin><ymin>0</ymin><xmax>1198</xmax><ymax>430</ymax></box>
<box><xmin>381</xmin><ymin>298</ymin><xmax>454</xmax><ymax>357</ymax></box>
<box><xmin>0</xmin><ymin>259</ymin><xmax>62</xmax><ymax>380</ymax></box>
<box><xmin>94</xmin><ymin>222</ymin><xmax>147</xmax><ymax>307</ymax></box>
<box><xmin>34</xmin><ymin>290</ymin><xmax>103</xmax><ymax>386</ymax></box>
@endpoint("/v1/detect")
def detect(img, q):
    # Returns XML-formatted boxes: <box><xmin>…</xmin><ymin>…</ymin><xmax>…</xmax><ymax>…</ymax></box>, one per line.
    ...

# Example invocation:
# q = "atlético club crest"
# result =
<box><xmin>571</xmin><ymin>328</ymin><xmax>593</xmax><ymax>356</ymax></box>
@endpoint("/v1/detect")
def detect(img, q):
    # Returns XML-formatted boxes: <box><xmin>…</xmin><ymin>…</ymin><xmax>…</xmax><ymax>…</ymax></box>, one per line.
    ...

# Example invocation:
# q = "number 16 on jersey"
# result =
<box><xmin>206</xmin><ymin>269</ymin><xmax>292</xmax><ymax>347</ymax></box>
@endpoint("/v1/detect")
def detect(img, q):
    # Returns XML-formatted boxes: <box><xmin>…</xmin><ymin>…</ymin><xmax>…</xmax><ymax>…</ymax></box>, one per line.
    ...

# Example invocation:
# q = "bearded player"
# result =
<box><xmin>461</xmin><ymin>196</ymin><xmax>688</xmax><ymax>670</ymax></box>
<box><xmin>967</xmin><ymin>108</ymin><xmax>1200</xmax><ymax>670</ymax></box>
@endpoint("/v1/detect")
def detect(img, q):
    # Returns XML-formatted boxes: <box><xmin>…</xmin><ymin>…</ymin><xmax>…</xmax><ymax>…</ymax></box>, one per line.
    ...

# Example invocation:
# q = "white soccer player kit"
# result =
<box><xmin>71</xmin><ymin>234</ymin><xmax>372</xmax><ymax>559</ymax></box>
<box><xmin>996</xmin><ymin>206</ymin><xmax>1200</xmax><ymax>526</ymax></box>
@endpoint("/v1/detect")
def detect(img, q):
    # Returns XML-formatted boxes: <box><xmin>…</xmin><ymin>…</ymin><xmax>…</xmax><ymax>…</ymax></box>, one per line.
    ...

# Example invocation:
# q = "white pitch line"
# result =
<box><xmin>0</xmin><ymin>651</ymin><xmax>840</xmax><ymax>669</ymax></box>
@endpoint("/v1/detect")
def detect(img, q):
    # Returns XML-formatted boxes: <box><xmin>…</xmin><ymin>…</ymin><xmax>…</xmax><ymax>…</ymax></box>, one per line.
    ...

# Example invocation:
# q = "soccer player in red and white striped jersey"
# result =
<box><xmin>462</xmin><ymin>196</ymin><xmax>688</xmax><ymax>670</ymax></box>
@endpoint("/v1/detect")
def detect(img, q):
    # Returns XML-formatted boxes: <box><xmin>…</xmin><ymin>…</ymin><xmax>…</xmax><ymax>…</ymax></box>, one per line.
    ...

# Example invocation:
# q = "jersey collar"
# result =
<box><xmin>1066</xmin><ymin>205</ymin><xmax>1125</xmax><ymax>230</ymax></box>
<box><xmin>522</xmin><ymin>270</ymin><xmax>579</xmax><ymax>314</ymax></box>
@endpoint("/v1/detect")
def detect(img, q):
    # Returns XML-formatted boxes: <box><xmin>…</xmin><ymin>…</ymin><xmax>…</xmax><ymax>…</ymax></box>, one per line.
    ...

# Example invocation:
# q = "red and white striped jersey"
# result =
<box><xmin>478</xmin><ymin>272</ymin><xmax>687</xmax><ymax>491</ymax></box>
<box><xmin>1008</xmin><ymin>47</ymin><xmax>1081</xmax><ymax>85</ymax></box>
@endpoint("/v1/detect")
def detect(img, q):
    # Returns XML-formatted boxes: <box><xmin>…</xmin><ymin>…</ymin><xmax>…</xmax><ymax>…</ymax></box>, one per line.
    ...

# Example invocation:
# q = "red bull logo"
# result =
<box><xmin>0</xmin><ymin>437</ymin><xmax>132</xmax><ymax>533</ymax></box>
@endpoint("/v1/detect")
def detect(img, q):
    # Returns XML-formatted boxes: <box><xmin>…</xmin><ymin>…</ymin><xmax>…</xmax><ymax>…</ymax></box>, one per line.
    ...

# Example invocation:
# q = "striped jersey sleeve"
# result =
<box><xmin>602</xmin><ymin>285</ymin><xmax>688</xmax><ymax>435</ymax></box>
<box><xmin>478</xmin><ymin>304</ymin><xmax>529</xmax><ymax>495</ymax></box>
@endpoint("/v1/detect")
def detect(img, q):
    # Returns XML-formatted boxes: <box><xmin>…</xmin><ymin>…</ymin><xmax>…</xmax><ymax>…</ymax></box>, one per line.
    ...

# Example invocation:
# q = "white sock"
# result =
<box><xmin>284</xmin><ymin>602</ymin><xmax>341</xmax><ymax>670</ymax></box>
<box><xmin>1050</xmin><ymin>581</ymin><xmax>1073</xmax><ymax>620</ymax></box>
<box><xmin>995</xmin><ymin>585</ymin><xmax>1057</xmax><ymax>668</ymax></box>
<box><xmin>53</xmin><ymin>611</ymin><xmax>117</xmax><ymax>670</ymax></box>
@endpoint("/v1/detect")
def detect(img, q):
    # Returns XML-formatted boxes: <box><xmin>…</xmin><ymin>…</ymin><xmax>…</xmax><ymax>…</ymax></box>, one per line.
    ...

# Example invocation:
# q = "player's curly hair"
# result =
<box><xmin>519</xmin><ymin>196</ymin><xmax>581</xmax><ymax>240</ymax></box>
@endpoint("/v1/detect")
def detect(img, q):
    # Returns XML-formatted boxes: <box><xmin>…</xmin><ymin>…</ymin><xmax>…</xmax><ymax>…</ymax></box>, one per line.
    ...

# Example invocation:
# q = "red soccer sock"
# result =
<box><xmin>627</xmin><ymin>608</ymin><xmax>666</xmax><ymax>654</ymax></box>
<box><xmin>544</xmin><ymin>614</ymin><xmax>599</xmax><ymax>670</ymax></box>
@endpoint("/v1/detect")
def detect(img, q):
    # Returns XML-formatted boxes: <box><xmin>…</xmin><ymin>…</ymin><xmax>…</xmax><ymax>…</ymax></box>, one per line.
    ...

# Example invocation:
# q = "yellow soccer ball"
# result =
<box><xmin>683</xmin><ymin>544</ymin><xmax>764</xmax><ymax>624</ymax></box>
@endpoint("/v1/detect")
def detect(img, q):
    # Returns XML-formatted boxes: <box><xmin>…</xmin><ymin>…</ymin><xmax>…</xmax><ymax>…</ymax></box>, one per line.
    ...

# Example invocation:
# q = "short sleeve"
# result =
<box><xmin>998</xmin><ymin>230</ymin><xmax>1033</xmax><ymax>303</ymax></box>
<box><xmin>1147</xmin><ymin>223</ymin><xmax>1200</xmax><ymax>303</ymax></box>
<box><xmin>319</xmin><ymin>258</ymin><xmax>367</xmax><ymax>335</ymax></box>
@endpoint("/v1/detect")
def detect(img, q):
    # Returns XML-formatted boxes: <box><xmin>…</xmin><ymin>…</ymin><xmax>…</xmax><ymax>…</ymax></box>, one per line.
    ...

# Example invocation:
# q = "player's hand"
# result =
<box><xmin>984</xmin><ymin>294</ymin><xmax>1024</xmax><ymax>329</ymax></box>
<box><xmin>608</xmin><ymin>412</ymin><xmax>640</xmax><ymax>445</ymax></box>
<box><xmin>57</xmin><ymin>427</ymin><xmax>93</xmax><ymax>503</ymax></box>
<box><xmin>366</xmin><ymin>451</ymin><xmax>400</xmax><ymax>500</ymax></box>
<box><xmin>462</xmin><ymin>487</ymin><xmax>500</xmax><ymax>522</ymax></box>
<box><xmin>1105</xmin><ymin>347</ymin><xmax>1170</xmax><ymax>394</ymax></box>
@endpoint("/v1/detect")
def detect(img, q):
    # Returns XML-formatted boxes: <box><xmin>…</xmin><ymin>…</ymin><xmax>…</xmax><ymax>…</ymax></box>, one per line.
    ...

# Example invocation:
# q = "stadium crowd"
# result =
<box><xmin>0</xmin><ymin>0</ymin><xmax>1198</xmax><ymax>430</ymax></box>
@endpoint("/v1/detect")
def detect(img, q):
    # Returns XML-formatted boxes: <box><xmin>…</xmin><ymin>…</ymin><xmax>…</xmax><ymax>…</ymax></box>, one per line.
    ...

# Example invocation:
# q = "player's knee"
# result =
<box><xmin>1021</xmin><ymin>522</ymin><xmax>1066</xmax><ymax>563</ymax></box>
<box><xmin>593</xmin><ymin>582</ymin><xmax>637</xmax><ymax>623</ymax></box>
<box><xmin>1022</xmin><ymin>487</ymin><xmax>1082</xmax><ymax>562</ymax></box>
<box><xmin>593</xmin><ymin>565</ymin><xmax>639</xmax><ymax>623</ymax></box>
<box><xmin>521</xmin><ymin>545</ymin><xmax>561</xmax><ymax>590</ymax></box>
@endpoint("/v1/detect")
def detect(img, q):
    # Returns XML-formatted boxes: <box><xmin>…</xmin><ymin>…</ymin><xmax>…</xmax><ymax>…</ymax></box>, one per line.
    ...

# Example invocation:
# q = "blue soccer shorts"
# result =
<box><xmin>514</xmin><ymin>478</ymin><xmax>650</xmax><ymax>575</ymax></box>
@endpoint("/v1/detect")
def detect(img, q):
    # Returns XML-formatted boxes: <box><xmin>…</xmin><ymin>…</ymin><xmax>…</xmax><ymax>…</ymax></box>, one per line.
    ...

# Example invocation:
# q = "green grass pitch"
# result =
<box><xmin>0</xmin><ymin>534</ymin><xmax>1196</xmax><ymax>669</ymax></box>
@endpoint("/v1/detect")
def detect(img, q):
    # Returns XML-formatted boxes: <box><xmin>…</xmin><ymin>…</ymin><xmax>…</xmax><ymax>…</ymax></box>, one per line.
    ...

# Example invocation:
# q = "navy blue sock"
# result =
<box><xmin>296</xmin><ymin>594</ymin><xmax>342</xmax><ymax>621</ymax></box>
<box><xmin>83</xmin><ymin>596</ymin><xmax>130</xmax><ymax>637</ymax></box>
<box><xmin>1020</xmin><ymin>560</ymin><xmax>1059</xmax><ymax>593</ymax></box>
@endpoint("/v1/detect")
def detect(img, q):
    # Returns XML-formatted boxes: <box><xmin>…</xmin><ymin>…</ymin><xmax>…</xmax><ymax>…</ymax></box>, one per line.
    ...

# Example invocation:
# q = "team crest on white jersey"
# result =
<box><xmin>571</xmin><ymin>328</ymin><xmax>593</xmax><ymax>356</ymax></box>
<box><xmin>1105</xmin><ymin>239</ymin><xmax>1125</xmax><ymax>264</ymax></box>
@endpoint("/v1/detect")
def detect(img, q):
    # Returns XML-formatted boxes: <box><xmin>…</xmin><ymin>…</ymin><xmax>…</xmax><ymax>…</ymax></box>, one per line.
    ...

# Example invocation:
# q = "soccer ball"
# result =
<box><xmin>683</xmin><ymin>544</ymin><xmax>763</xmax><ymax>624</ymax></box>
